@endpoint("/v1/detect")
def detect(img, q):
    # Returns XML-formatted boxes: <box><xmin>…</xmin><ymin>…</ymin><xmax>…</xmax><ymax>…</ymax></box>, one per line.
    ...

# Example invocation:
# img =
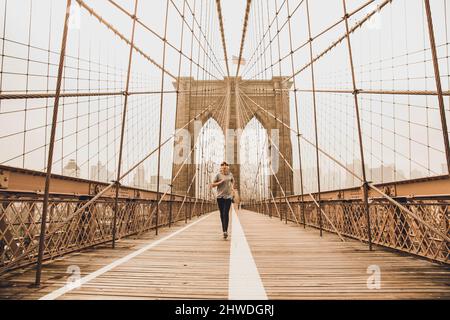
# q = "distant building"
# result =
<box><xmin>63</xmin><ymin>159</ymin><xmax>80</xmax><ymax>178</ymax></box>
<box><xmin>133</xmin><ymin>165</ymin><xmax>146</xmax><ymax>189</ymax></box>
<box><xmin>411</xmin><ymin>169</ymin><xmax>424</xmax><ymax>179</ymax></box>
<box><xmin>370</xmin><ymin>164</ymin><xmax>406</xmax><ymax>183</ymax></box>
<box><xmin>345</xmin><ymin>160</ymin><xmax>365</xmax><ymax>188</ymax></box>
<box><xmin>90</xmin><ymin>161</ymin><xmax>113</xmax><ymax>182</ymax></box>
<box><xmin>292</xmin><ymin>167</ymin><xmax>319</xmax><ymax>194</ymax></box>
<box><xmin>148</xmin><ymin>175</ymin><xmax>171</xmax><ymax>193</ymax></box>
<box><xmin>292</xmin><ymin>161</ymin><xmax>410</xmax><ymax>193</ymax></box>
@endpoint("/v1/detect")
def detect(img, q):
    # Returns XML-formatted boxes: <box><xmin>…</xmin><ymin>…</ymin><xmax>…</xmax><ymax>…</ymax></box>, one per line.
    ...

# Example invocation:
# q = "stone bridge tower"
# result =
<box><xmin>172</xmin><ymin>77</ymin><xmax>294</xmax><ymax>199</ymax></box>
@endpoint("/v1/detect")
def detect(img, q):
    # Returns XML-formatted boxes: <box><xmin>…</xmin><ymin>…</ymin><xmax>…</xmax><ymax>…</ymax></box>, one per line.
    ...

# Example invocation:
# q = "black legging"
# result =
<box><xmin>217</xmin><ymin>197</ymin><xmax>232</xmax><ymax>232</ymax></box>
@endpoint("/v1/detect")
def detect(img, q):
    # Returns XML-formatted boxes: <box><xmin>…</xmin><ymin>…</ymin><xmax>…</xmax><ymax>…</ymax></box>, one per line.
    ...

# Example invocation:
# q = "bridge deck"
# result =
<box><xmin>0</xmin><ymin>209</ymin><xmax>449</xmax><ymax>300</ymax></box>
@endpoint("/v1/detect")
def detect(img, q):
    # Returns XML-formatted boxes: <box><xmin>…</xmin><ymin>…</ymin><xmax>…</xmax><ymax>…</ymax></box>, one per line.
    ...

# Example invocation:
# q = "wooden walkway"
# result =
<box><xmin>0</xmin><ymin>209</ymin><xmax>449</xmax><ymax>300</ymax></box>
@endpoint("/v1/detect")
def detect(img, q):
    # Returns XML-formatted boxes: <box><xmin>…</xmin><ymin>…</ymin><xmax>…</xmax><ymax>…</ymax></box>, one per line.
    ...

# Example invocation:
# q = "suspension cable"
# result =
<box><xmin>235</xmin><ymin>0</ymin><xmax>253</xmax><ymax>77</ymax></box>
<box><xmin>215</xmin><ymin>0</ymin><xmax>230</xmax><ymax>77</ymax></box>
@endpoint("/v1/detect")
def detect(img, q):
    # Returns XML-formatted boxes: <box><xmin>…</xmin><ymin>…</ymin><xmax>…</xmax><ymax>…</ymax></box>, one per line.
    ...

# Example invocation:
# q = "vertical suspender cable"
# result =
<box><xmin>156</xmin><ymin>0</ymin><xmax>171</xmax><ymax>236</ymax></box>
<box><xmin>236</xmin><ymin>0</ymin><xmax>253</xmax><ymax>77</ymax></box>
<box><xmin>305</xmin><ymin>0</ymin><xmax>323</xmax><ymax>236</ymax></box>
<box><xmin>424</xmin><ymin>0</ymin><xmax>450</xmax><ymax>175</ymax></box>
<box><xmin>341</xmin><ymin>0</ymin><xmax>372</xmax><ymax>250</ymax></box>
<box><xmin>35</xmin><ymin>0</ymin><xmax>72</xmax><ymax>287</ymax></box>
<box><xmin>112</xmin><ymin>0</ymin><xmax>139</xmax><ymax>248</ymax></box>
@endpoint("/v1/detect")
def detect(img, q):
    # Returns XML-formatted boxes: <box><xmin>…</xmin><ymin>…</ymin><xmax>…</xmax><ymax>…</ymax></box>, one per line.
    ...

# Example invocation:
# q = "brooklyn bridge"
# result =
<box><xmin>0</xmin><ymin>0</ymin><xmax>449</xmax><ymax>300</ymax></box>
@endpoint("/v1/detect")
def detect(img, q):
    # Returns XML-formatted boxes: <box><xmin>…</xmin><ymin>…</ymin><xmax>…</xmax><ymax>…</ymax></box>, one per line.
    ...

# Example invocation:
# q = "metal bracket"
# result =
<box><xmin>382</xmin><ymin>185</ymin><xmax>396</xmax><ymax>197</ymax></box>
<box><xmin>0</xmin><ymin>170</ymin><xmax>9</xmax><ymax>189</ymax></box>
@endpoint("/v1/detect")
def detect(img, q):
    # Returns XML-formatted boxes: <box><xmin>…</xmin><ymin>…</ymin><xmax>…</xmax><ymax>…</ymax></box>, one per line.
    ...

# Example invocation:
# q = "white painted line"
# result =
<box><xmin>228</xmin><ymin>207</ymin><xmax>267</xmax><ymax>300</ymax></box>
<box><xmin>40</xmin><ymin>213</ymin><xmax>214</xmax><ymax>300</ymax></box>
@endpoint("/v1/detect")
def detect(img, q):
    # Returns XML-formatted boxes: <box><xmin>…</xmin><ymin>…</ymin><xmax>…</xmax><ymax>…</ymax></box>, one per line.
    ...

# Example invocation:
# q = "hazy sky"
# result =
<box><xmin>0</xmin><ymin>0</ymin><xmax>449</xmax><ymax>195</ymax></box>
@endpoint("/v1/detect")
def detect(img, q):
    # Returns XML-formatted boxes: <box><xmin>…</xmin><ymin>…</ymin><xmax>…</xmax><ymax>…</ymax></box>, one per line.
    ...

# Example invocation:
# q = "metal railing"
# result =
<box><xmin>0</xmin><ymin>191</ymin><xmax>215</xmax><ymax>275</ymax></box>
<box><xmin>246</xmin><ymin>196</ymin><xmax>449</xmax><ymax>264</ymax></box>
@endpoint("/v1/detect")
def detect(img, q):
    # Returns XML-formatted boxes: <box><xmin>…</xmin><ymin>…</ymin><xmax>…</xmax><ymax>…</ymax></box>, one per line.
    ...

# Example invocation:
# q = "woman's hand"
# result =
<box><xmin>210</xmin><ymin>180</ymin><xmax>224</xmax><ymax>188</ymax></box>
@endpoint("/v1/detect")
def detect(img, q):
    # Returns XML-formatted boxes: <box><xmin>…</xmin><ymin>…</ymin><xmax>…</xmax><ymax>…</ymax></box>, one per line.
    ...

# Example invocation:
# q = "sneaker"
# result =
<box><xmin>223</xmin><ymin>232</ymin><xmax>228</xmax><ymax>240</ymax></box>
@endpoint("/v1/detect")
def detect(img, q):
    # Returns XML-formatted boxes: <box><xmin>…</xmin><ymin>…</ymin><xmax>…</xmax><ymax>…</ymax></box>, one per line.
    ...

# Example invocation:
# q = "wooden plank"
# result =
<box><xmin>0</xmin><ymin>209</ymin><xmax>449</xmax><ymax>300</ymax></box>
<box><xmin>0</xmin><ymin>213</ymin><xmax>229</xmax><ymax>300</ymax></box>
<box><xmin>58</xmin><ymin>212</ymin><xmax>229</xmax><ymax>300</ymax></box>
<box><xmin>237</xmin><ymin>210</ymin><xmax>450</xmax><ymax>299</ymax></box>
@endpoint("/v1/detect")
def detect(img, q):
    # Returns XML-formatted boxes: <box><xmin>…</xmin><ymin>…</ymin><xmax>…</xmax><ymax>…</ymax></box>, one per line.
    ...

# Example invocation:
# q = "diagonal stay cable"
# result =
<box><xmin>75</xmin><ymin>0</ymin><xmax>177</xmax><ymax>80</ymax></box>
<box><xmin>237</xmin><ymin>85</ymin><xmax>295</xmax><ymax>224</ymax></box>
<box><xmin>238</xmin><ymin>90</ymin><xmax>300</xmax><ymax>226</ymax></box>
<box><xmin>154</xmin><ymin>94</ymin><xmax>228</xmax><ymax>208</ymax></box>
<box><xmin>238</xmin><ymin>87</ymin><xmax>450</xmax><ymax>243</ymax></box>
<box><xmin>238</xmin><ymin>88</ymin><xmax>363</xmax><ymax>182</ymax></box>
<box><xmin>282</xmin><ymin>0</ymin><xmax>393</xmax><ymax>84</ymax></box>
<box><xmin>107</xmin><ymin>0</ymin><xmax>224</xmax><ymax>80</ymax></box>
<box><xmin>173</xmin><ymin>88</ymin><xmax>230</xmax><ymax>221</ymax></box>
<box><xmin>235</xmin><ymin>0</ymin><xmax>253</xmax><ymax>77</ymax></box>
<box><xmin>241</xmin><ymin>89</ymin><xmax>347</xmax><ymax>238</ymax></box>
<box><xmin>215</xmin><ymin>0</ymin><xmax>230</xmax><ymax>77</ymax></box>
<box><xmin>0</xmin><ymin>94</ymin><xmax>226</xmax><ymax>273</ymax></box>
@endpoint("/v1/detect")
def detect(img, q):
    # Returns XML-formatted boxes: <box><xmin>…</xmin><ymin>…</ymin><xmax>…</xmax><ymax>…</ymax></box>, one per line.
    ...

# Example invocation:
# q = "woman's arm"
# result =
<box><xmin>210</xmin><ymin>173</ymin><xmax>223</xmax><ymax>189</ymax></box>
<box><xmin>210</xmin><ymin>180</ymin><xmax>224</xmax><ymax>188</ymax></box>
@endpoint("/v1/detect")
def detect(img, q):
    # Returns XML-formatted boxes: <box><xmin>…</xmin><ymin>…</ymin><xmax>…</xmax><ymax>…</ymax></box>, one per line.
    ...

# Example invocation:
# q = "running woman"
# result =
<box><xmin>210</xmin><ymin>162</ymin><xmax>235</xmax><ymax>239</ymax></box>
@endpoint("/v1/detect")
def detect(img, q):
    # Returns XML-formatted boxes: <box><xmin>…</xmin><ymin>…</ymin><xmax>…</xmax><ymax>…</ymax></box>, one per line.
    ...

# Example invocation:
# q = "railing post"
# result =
<box><xmin>184</xmin><ymin>199</ymin><xmax>188</xmax><ymax>223</ymax></box>
<box><xmin>34</xmin><ymin>0</ymin><xmax>72</xmax><ymax>287</ymax></box>
<box><xmin>168</xmin><ymin>185</ymin><xmax>174</xmax><ymax>228</ymax></box>
<box><xmin>192</xmin><ymin>199</ymin><xmax>197</xmax><ymax>219</ymax></box>
<box><xmin>188</xmin><ymin>200</ymin><xmax>192</xmax><ymax>221</ymax></box>
<box><xmin>200</xmin><ymin>199</ymin><xmax>205</xmax><ymax>217</ymax></box>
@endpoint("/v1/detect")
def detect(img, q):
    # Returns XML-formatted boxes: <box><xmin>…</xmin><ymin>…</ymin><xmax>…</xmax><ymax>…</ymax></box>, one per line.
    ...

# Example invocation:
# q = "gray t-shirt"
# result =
<box><xmin>214</xmin><ymin>172</ymin><xmax>234</xmax><ymax>199</ymax></box>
